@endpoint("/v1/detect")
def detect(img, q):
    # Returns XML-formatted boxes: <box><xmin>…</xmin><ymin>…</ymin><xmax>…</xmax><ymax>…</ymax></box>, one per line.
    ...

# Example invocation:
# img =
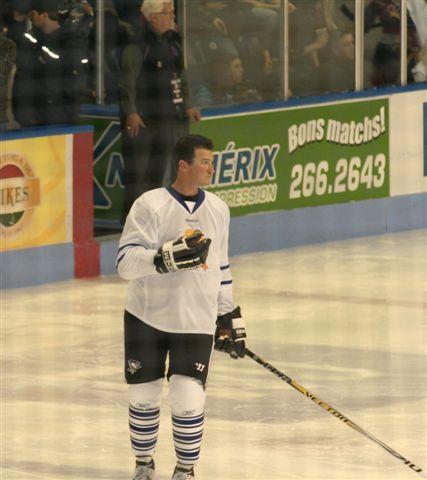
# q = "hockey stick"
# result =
<box><xmin>245</xmin><ymin>347</ymin><xmax>426</xmax><ymax>477</ymax></box>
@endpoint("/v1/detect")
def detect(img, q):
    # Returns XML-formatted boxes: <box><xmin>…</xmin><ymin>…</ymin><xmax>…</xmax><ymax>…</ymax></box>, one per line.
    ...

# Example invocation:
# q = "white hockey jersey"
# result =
<box><xmin>116</xmin><ymin>187</ymin><xmax>234</xmax><ymax>334</ymax></box>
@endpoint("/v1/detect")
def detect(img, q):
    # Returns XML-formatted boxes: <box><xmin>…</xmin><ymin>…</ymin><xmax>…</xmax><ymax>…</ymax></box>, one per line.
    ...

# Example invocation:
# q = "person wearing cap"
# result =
<box><xmin>119</xmin><ymin>0</ymin><xmax>201</xmax><ymax>225</ymax></box>
<box><xmin>5</xmin><ymin>0</ymin><xmax>41</xmax><ymax>127</ymax></box>
<box><xmin>27</xmin><ymin>0</ymin><xmax>89</xmax><ymax>125</ymax></box>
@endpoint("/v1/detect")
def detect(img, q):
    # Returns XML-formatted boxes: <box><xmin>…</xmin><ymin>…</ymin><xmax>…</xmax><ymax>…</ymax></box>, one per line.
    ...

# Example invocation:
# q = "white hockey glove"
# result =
<box><xmin>154</xmin><ymin>229</ymin><xmax>211</xmax><ymax>274</ymax></box>
<box><xmin>215</xmin><ymin>306</ymin><xmax>246</xmax><ymax>359</ymax></box>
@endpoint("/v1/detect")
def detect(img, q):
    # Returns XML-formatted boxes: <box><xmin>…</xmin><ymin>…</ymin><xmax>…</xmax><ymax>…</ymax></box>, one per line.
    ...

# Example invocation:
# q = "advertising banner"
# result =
<box><xmin>192</xmin><ymin>98</ymin><xmax>389</xmax><ymax>216</ymax></box>
<box><xmin>85</xmin><ymin>115</ymin><xmax>124</xmax><ymax>224</ymax></box>
<box><xmin>0</xmin><ymin>135</ymin><xmax>71</xmax><ymax>251</ymax></box>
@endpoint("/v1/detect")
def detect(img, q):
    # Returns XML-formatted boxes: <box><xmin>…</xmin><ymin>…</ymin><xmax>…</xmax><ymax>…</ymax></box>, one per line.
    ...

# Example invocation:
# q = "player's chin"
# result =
<box><xmin>200</xmin><ymin>176</ymin><xmax>212</xmax><ymax>187</ymax></box>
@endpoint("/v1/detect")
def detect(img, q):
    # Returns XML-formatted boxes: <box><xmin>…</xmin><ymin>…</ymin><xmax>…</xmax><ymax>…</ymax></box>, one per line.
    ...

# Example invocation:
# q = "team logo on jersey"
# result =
<box><xmin>0</xmin><ymin>153</ymin><xmax>41</xmax><ymax>239</ymax></box>
<box><xmin>127</xmin><ymin>359</ymin><xmax>142</xmax><ymax>375</ymax></box>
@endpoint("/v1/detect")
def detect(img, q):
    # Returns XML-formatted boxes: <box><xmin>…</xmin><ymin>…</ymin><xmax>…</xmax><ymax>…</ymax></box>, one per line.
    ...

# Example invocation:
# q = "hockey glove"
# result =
<box><xmin>154</xmin><ymin>229</ymin><xmax>211</xmax><ymax>274</ymax></box>
<box><xmin>215</xmin><ymin>306</ymin><xmax>246</xmax><ymax>359</ymax></box>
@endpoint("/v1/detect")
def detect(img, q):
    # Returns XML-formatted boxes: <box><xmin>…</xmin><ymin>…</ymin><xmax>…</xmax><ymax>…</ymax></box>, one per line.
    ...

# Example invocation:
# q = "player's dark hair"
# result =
<box><xmin>173</xmin><ymin>135</ymin><xmax>214</xmax><ymax>166</ymax></box>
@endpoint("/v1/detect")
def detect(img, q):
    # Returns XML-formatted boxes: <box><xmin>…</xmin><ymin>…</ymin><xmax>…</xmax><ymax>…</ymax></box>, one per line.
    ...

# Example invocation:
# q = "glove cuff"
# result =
<box><xmin>217</xmin><ymin>306</ymin><xmax>243</xmax><ymax>328</ymax></box>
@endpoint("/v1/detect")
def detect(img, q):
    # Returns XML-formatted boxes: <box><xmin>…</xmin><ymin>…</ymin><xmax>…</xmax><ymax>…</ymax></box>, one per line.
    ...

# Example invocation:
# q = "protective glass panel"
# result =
<box><xmin>289</xmin><ymin>0</ymin><xmax>356</xmax><ymax>98</ymax></box>
<box><xmin>185</xmin><ymin>0</ymin><xmax>284</xmax><ymax>109</ymax></box>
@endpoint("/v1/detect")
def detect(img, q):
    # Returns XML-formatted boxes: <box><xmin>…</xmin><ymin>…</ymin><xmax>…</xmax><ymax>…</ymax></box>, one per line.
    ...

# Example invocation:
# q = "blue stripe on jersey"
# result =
<box><xmin>220</xmin><ymin>280</ymin><xmax>233</xmax><ymax>286</ymax></box>
<box><xmin>220</xmin><ymin>264</ymin><xmax>230</xmax><ymax>270</ymax></box>
<box><xmin>117</xmin><ymin>242</ymin><xmax>146</xmax><ymax>255</ymax></box>
<box><xmin>166</xmin><ymin>186</ymin><xmax>205</xmax><ymax>214</ymax></box>
<box><xmin>116</xmin><ymin>243</ymin><xmax>147</xmax><ymax>268</ymax></box>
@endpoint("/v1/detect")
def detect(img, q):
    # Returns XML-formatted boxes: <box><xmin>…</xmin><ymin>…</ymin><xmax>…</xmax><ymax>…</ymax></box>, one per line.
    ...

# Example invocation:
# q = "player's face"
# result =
<box><xmin>190</xmin><ymin>148</ymin><xmax>214</xmax><ymax>187</ymax></box>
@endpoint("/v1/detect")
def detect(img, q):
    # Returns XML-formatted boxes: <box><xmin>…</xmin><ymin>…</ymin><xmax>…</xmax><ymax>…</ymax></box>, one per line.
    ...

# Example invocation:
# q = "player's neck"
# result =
<box><xmin>171</xmin><ymin>180</ymin><xmax>199</xmax><ymax>197</ymax></box>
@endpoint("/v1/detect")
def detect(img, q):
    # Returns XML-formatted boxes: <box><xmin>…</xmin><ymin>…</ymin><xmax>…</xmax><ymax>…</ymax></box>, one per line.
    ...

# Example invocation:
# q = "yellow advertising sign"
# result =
<box><xmin>0</xmin><ymin>135</ymin><xmax>71</xmax><ymax>252</ymax></box>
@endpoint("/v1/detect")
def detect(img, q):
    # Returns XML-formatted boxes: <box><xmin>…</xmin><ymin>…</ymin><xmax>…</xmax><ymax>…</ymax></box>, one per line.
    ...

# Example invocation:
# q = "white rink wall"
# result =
<box><xmin>389</xmin><ymin>89</ymin><xmax>427</xmax><ymax>196</ymax></box>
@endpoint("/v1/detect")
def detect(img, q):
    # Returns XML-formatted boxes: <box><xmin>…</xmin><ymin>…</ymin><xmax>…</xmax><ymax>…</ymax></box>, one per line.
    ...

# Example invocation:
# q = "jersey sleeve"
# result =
<box><xmin>116</xmin><ymin>199</ymin><xmax>159</xmax><ymax>280</ymax></box>
<box><xmin>217</xmin><ymin>204</ymin><xmax>235</xmax><ymax>315</ymax></box>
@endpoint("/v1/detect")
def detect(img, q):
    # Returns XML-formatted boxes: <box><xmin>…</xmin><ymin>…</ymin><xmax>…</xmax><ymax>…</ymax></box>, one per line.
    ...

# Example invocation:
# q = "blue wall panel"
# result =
<box><xmin>1</xmin><ymin>243</ymin><xmax>74</xmax><ymax>289</ymax></box>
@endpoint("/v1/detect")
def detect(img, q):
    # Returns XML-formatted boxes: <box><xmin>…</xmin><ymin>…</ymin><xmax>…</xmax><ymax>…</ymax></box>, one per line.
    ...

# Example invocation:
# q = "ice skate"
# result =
<box><xmin>171</xmin><ymin>465</ymin><xmax>195</xmax><ymax>479</ymax></box>
<box><xmin>131</xmin><ymin>459</ymin><xmax>155</xmax><ymax>480</ymax></box>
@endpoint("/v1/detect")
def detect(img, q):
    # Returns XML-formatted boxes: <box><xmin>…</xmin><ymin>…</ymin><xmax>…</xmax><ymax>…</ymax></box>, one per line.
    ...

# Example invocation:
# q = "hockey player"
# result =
<box><xmin>117</xmin><ymin>134</ymin><xmax>247</xmax><ymax>480</ymax></box>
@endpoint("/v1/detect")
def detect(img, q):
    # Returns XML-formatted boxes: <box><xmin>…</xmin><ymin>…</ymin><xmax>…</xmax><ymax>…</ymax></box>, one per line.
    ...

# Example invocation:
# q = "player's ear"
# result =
<box><xmin>178</xmin><ymin>159</ymin><xmax>190</xmax><ymax>171</ymax></box>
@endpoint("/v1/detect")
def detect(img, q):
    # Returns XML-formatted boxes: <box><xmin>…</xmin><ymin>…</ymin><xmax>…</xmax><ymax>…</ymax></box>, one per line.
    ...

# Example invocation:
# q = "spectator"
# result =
<box><xmin>104</xmin><ymin>9</ymin><xmax>133</xmax><ymax>104</ymax></box>
<box><xmin>408</xmin><ymin>0</ymin><xmax>427</xmax><ymax>48</ymax></box>
<box><xmin>87</xmin><ymin>6</ymin><xmax>132</xmax><ymax>104</ymax></box>
<box><xmin>0</xmin><ymin>12</ymin><xmax>18</xmax><ymax>130</ymax></box>
<box><xmin>112</xmin><ymin>0</ymin><xmax>142</xmax><ymax>33</ymax></box>
<box><xmin>289</xmin><ymin>0</ymin><xmax>333</xmax><ymax>96</ymax></box>
<box><xmin>412</xmin><ymin>42</ymin><xmax>427</xmax><ymax>82</ymax></box>
<box><xmin>5</xmin><ymin>0</ymin><xmax>32</xmax><ymax>46</ymax></box>
<box><xmin>239</xmin><ymin>0</ymin><xmax>281</xmax><ymax>55</ymax></box>
<box><xmin>6</xmin><ymin>0</ymin><xmax>40</xmax><ymax>127</ymax></box>
<box><xmin>119</xmin><ymin>0</ymin><xmax>200</xmax><ymax>223</ymax></box>
<box><xmin>365</xmin><ymin>0</ymin><xmax>401</xmax><ymax>87</ymax></box>
<box><xmin>216</xmin><ymin>1</ymin><xmax>279</xmax><ymax>94</ymax></box>
<box><xmin>186</xmin><ymin>1</ymin><xmax>281</xmax><ymax>101</ymax></box>
<box><xmin>193</xmin><ymin>53</ymin><xmax>262</xmax><ymax>108</ymax></box>
<box><xmin>29</xmin><ymin>0</ymin><xmax>90</xmax><ymax>126</ymax></box>
<box><xmin>319</xmin><ymin>29</ymin><xmax>355</xmax><ymax>93</ymax></box>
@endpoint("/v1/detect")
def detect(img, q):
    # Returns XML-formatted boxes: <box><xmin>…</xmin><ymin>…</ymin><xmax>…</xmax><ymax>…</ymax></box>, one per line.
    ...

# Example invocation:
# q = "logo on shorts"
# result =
<box><xmin>127</xmin><ymin>359</ymin><xmax>141</xmax><ymax>375</ymax></box>
<box><xmin>195</xmin><ymin>362</ymin><xmax>205</xmax><ymax>372</ymax></box>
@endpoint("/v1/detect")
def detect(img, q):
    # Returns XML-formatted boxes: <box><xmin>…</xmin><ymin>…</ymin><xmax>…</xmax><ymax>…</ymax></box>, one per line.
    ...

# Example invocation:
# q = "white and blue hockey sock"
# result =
<box><xmin>169</xmin><ymin>374</ymin><xmax>206</xmax><ymax>469</ymax></box>
<box><xmin>172</xmin><ymin>412</ymin><xmax>204</xmax><ymax>468</ymax></box>
<box><xmin>129</xmin><ymin>405</ymin><xmax>160</xmax><ymax>462</ymax></box>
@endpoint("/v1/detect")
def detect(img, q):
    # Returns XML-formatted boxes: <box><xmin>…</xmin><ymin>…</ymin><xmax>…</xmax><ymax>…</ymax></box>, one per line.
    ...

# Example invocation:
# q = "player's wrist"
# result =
<box><xmin>154</xmin><ymin>251</ymin><xmax>168</xmax><ymax>274</ymax></box>
<box><xmin>153</xmin><ymin>230</ymin><xmax>211</xmax><ymax>274</ymax></box>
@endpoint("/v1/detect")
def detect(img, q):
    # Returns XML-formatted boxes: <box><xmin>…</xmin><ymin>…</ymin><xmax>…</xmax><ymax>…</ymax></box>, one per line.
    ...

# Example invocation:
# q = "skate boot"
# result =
<box><xmin>172</xmin><ymin>465</ymin><xmax>195</xmax><ymax>479</ymax></box>
<box><xmin>131</xmin><ymin>459</ymin><xmax>155</xmax><ymax>480</ymax></box>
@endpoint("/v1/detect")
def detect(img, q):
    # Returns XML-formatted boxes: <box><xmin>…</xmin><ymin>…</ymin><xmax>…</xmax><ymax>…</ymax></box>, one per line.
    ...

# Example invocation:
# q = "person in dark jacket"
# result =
<box><xmin>119</xmin><ymin>0</ymin><xmax>200</xmax><ymax>223</ymax></box>
<box><xmin>5</xmin><ymin>0</ymin><xmax>41</xmax><ymax>127</ymax></box>
<box><xmin>29</xmin><ymin>0</ymin><xmax>89</xmax><ymax>125</ymax></box>
<box><xmin>0</xmin><ymin>12</ymin><xmax>18</xmax><ymax>130</ymax></box>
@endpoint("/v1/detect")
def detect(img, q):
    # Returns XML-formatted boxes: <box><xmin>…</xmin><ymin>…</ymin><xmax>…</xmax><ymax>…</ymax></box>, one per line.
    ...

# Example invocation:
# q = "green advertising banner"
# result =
<box><xmin>80</xmin><ymin>113</ymin><xmax>124</xmax><ymax>226</ymax></box>
<box><xmin>192</xmin><ymin>98</ymin><xmax>389</xmax><ymax>216</ymax></box>
<box><xmin>83</xmin><ymin>98</ymin><xmax>389</xmax><ymax>227</ymax></box>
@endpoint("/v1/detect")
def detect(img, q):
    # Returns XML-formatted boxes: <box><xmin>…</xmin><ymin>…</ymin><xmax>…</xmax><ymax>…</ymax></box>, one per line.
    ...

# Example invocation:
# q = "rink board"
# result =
<box><xmin>0</xmin><ymin>126</ymin><xmax>98</xmax><ymax>289</ymax></box>
<box><xmin>2</xmin><ymin>87</ymin><xmax>427</xmax><ymax>287</ymax></box>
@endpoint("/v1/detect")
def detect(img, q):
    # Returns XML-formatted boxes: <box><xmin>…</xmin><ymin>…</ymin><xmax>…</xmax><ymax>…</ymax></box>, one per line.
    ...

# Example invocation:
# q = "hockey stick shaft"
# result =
<box><xmin>245</xmin><ymin>347</ymin><xmax>426</xmax><ymax>477</ymax></box>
